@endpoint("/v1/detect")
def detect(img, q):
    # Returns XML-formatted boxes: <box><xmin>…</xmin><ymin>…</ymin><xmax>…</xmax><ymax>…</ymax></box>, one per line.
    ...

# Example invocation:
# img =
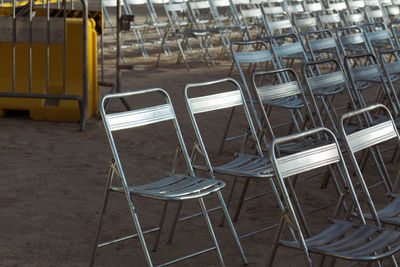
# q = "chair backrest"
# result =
<box><xmin>264</xmin><ymin>11</ymin><xmax>295</xmax><ymax>36</ymax></box>
<box><xmin>303</xmin><ymin>58</ymin><xmax>358</xmax><ymax>133</ymax></box>
<box><xmin>341</xmin><ymin>7</ymin><xmax>367</xmax><ymax>26</ymax></box>
<box><xmin>100</xmin><ymin>88</ymin><xmax>195</xmax><ymax>183</ymax></box>
<box><xmin>283</xmin><ymin>0</ymin><xmax>305</xmax><ymax>15</ymax></box>
<box><xmin>344</xmin><ymin>53</ymin><xmax>393</xmax><ymax>111</ymax></box>
<box><xmin>340</xmin><ymin>104</ymin><xmax>400</xmax><ymax>222</ymax></box>
<box><xmin>270</xmin><ymin>32</ymin><xmax>308</xmax><ymax>66</ymax></box>
<box><xmin>305</xmin><ymin>28</ymin><xmax>341</xmax><ymax>62</ymax></box>
<box><xmin>252</xmin><ymin>68</ymin><xmax>318</xmax><ymax>142</ymax></box>
<box><xmin>364</xmin><ymin>22</ymin><xmax>396</xmax><ymax>57</ymax></box>
<box><xmin>164</xmin><ymin>1</ymin><xmax>195</xmax><ymax>32</ymax></box>
<box><xmin>317</xmin><ymin>8</ymin><xmax>344</xmax><ymax>30</ymax></box>
<box><xmin>336</xmin><ymin>25</ymin><xmax>371</xmax><ymax>56</ymax></box>
<box><xmin>292</xmin><ymin>11</ymin><xmax>320</xmax><ymax>34</ymax></box>
<box><xmin>270</xmin><ymin>127</ymin><xmax>367</xmax><ymax>238</ymax></box>
<box><xmin>327</xmin><ymin>0</ymin><xmax>347</xmax><ymax>11</ymax></box>
<box><xmin>231</xmin><ymin>40</ymin><xmax>278</xmax><ymax>131</ymax></box>
<box><xmin>184</xmin><ymin>78</ymin><xmax>264</xmax><ymax>173</ymax></box>
<box><xmin>304</xmin><ymin>0</ymin><xmax>323</xmax><ymax>13</ymax></box>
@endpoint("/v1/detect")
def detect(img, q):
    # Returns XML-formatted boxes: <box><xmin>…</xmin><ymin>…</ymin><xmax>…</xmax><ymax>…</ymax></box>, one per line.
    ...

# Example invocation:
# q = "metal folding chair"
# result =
<box><xmin>364</xmin><ymin>21</ymin><xmax>398</xmax><ymax>59</ymax></box>
<box><xmin>156</xmin><ymin>1</ymin><xmax>214</xmax><ymax>70</ymax></box>
<box><xmin>340</xmin><ymin>104</ymin><xmax>400</xmax><ymax>226</ymax></box>
<box><xmin>380</xmin><ymin>49</ymin><xmax>400</xmax><ymax>116</ymax></box>
<box><xmin>341</xmin><ymin>7</ymin><xmax>367</xmax><ymax>26</ymax></box>
<box><xmin>90</xmin><ymin>88</ymin><xmax>245</xmax><ymax>266</ymax></box>
<box><xmin>182</xmin><ymin>77</ymin><xmax>279</xmax><ymax>241</ymax></box>
<box><xmin>303</xmin><ymin>58</ymin><xmax>358</xmax><ymax>137</ymax></box>
<box><xmin>316</xmin><ymin>8</ymin><xmax>345</xmax><ymax>30</ymax></box>
<box><xmin>263</xmin><ymin>11</ymin><xmax>295</xmax><ymax>37</ymax></box>
<box><xmin>229</xmin><ymin>40</ymin><xmax>279</xmax><ymax>147</ymax></box>
<box><xmin>267</xmin><ymin>126</ymin><xmax>400</xmax><ymax>266</ymax></box>
<box><xmin>344</xmin><ymin>53</ymin><xmax>400</xmax><ymax>114</ymax></box>
<box><xmin>252</xmin><ymin>68</ymin><xmax>328</xmax><ymax>154</ymax></box>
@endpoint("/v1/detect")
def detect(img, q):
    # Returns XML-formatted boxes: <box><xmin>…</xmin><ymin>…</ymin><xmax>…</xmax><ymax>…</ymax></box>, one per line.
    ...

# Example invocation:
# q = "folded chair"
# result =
<box><xmin>183</xmin><ymin>78</ymin><xmax>277</xmax><ymax>237</ymax></box>
<box><xmin>267</xmin><ymin>126</ymin><xmax>400</xmax><ymax>266</ymax></box>
<box><xmin>90</xmin><ymin>88</ymin><xmax>246</xmax><ymax>266</ymax></box>
<box><xmin>340</xmin><ymin>104</ymin><xmax>400</xmax><ymax>226</ymax></box>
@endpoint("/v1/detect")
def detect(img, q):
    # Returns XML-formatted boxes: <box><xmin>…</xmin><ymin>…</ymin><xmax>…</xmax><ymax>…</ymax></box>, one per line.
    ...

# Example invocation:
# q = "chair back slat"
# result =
<box><xmin>188</xmin><ymin>90</ymin><xmax>243</xmax><ymax>114</ymax></box>
<box><xmin>340</xmin><ymin>32</ymin><xmax>365</xmax><ymax>45</ymax></box>
<box><xmin>268</xmin><ymin>19</ymin><xmax>293</xmax><ymax>31</ymax></box>
<box><xmin>256</xmin><ymin>81</ymin><xmax>301</xmax><ymax>101</ymax></box>
<box><xmin>366</xmin><ymin>30</ymin><xmax>390</xmax><ymax>41</ymax></box>
<box><xmin>346</xmin><ymin>121</ymin><xmax>397</xmax><ymax>153</ymax></box>
<box><xmin>384</xmin><ymin>61</ymin><xmax>400</xmax><ymax>75</ymax></box>
<box><xmin>307</xmin><ymin>71</ymin><xmax>346</xmax><ymax>89</ymax></box>
<box><xmin>262</xmin><ymin>6</ymin><xmax>284</xmax><ymax>15</ymax></box>
<box><xmin>241</xmin><ymin>8</ymin><xmax>263</xmax><ymax>18</ymax></box>
<box><xmin>350</xmin><ymin>64</ymin><xmax>381</xmax><ymax>80</ymax></box>
<box><xmin>308</xmin><ymin>37</ymin><xmax>337</xmax><ymax>51</ymax></box>
<box><xmin>234</xmin><ymin>49</ymin><xmax>274</xmax><ymax>63</ymax></box>
<box><xmin>276</xmin><ymin>143</ymin><xmax>340</xmax><ymax>178</ymax></box>
<box><xmin>273</xmin><ymin>42</ymin><xmax>304</xmax><ymax>57</ymax></box>
<box><xmin>107</xmin><ymin>104</ymin><xmax>174</xmax><ymax>131</ymax></box>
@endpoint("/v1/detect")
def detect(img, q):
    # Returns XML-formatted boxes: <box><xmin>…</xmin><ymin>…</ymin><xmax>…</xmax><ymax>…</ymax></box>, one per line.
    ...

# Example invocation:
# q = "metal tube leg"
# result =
<box><xmin>89</xmin><ymin>165</ymin><xmax>115</xmax><ymax>267</ymax></box>
<box><xmin>167</xmin><ymin>201</ymin><xmax>183</xmax><ymax>244</ymax></box>
<box><xmin>217</xmin><ymin>191</ymin><xmax>248</xmax><ymax>265</ymax></box>
<box><xmin>198</xmin><ymin>197</ymin><xmax>225</xmax><ymax>267</ymax></box>
<box><xmin>266</xmin><ymin>216</ymin><xmax>286</xmax><ymax>267</ymax></box>
<box><xmin>233</xmin><ymin>178</ymin><xmax>250</xmax><ymax>222</ymax></box>
<box><xmin>152</xmin><ymin>201</ymin><xmax>169</xmax><ymax>252</ymax></box>
<box><xmin>219</xmin><ymin>176</ymin><xmax>238</xmax><ymax>227</ymax></box>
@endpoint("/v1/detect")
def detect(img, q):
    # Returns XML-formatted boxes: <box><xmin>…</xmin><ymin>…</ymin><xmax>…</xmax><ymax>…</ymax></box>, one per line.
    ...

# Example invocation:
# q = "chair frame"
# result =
<box><xmin>90</xmin><ymin>88</ymin><xmax>246</xmax><ymax>266</ymax></box>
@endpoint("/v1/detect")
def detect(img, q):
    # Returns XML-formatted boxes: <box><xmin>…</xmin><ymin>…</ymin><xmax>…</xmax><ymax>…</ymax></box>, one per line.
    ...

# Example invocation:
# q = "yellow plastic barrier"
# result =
<box><xmin>0</xmin><ymin>17</ymin><xmax>99</xmax><ymax>121</ymax></box>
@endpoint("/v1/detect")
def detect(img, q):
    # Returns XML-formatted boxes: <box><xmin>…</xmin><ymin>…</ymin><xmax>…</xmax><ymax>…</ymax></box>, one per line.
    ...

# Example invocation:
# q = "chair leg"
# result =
<box><xmin>152</xmin><ymin>201</ymin><xmax>169</xmax><ymax>252</ymax></box>
<box><xmin>89</xmin><ymin>164</ymin><xmax>115</xmax><ymax>267</ymax></box>
<box><xmin>216</xmin><ymin>191</ymin><xmax>248</xmax><ymax>265</ymax></box>
<box><xmin>267</xmin><ymin>216</ymin><xmax>286</xmax><ymax>267</ymax></box>
<box><xmin>198</xmin><ymin>197</ymin><xmax>225</xmax><ymax>267</ymax></box>
<box><xmin>125</xmin><ymin>193</ymin><xmax>154</xmax><ymax>267</ymax></box>
<box><xmin>167</xmin><ymin>201</ymin><xmax>183</xmax><ymax>244</ymax></box>
<box><xmin>219</xmin><ymin>176</ymin><xmax>238</xmax><ymax>227</ymax></box>
<box><xmin>233</xmin><ymin>178</ymin><xmax>250</xmax><ymax>222</ymax></box>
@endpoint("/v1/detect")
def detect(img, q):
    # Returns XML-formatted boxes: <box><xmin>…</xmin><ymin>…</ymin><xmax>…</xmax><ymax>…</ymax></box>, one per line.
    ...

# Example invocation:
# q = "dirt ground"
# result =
<box><xmin>0</xmin><ymin>2</ymin><xmax>399</xmax><ymax>267</ymax></box>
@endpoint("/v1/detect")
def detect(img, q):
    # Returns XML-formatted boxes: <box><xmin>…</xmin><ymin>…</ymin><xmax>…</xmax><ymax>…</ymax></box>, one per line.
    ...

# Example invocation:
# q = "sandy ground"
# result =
<box><xmin>0</xmin><ymin>2</ymin><xmax>399</xmax><ymax>267</ymax></box>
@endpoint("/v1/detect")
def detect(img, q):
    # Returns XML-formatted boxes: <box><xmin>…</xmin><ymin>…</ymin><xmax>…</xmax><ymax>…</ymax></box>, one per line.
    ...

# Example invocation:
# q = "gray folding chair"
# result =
<box><xmin>228</xmin><ymin>40</ymin><xmax>279</xmax><ymax>150</ymax></box>
<box><xmin>340</xmin><ymin>104</ymin><xmax>400</xmax><ymax>226</ymax></box>
<box><xmin>344</xmin><ymin>53</ymin><xmax>400</xmax><ymax>115</ymax></box>
<box><xmin>267</xmin><ymin>126</ymin><xmax>400</xmax><ymax>266</ymax></box>
<box><xmin>182</xmin><ymin>77</ymin><xmax>280</xmax><ymax>241</ymax></box>
<box><xmin>303</xmin><ymin>58</ymin><xmax>359</xmax><ymax>137</ymax></box>
<box><xmin>90</xmin><ymin>88</ymin><xmax>246</xmax><ymax>266</ymax></box>
<box><xmin>252</xmin><ymin>68</ymin><xmax>329</xmax><ymax>154</ymax></box>
<box><xmin>156</xmin><ymin>1</ymin><xmax>215</xmax><ymax>70</ymax></box>
<box><xmin>317</xmin><ymin>8</ymin><xmax>345</xmax><ymax>30</ymax></box>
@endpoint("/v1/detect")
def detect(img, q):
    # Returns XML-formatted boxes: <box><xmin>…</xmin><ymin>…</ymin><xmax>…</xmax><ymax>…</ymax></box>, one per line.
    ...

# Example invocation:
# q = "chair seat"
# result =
<box><xmin>263</xmin><ymin>96</ymin><xmax>304</xmax><ymax>109</ymax></box>
<box><xmin>312</xmin><ymin>84</ymin><xmax>344</xmax><ymax>96</ymax></box>
<box><xmin>111</xmin><ymin>174</ymin><xmax>225</xmax><ymax>200</ymax></box>
<box><xmin>194</xmin><ymin>153</ymin><xmax>274</xmax><ymax>178</ymax></box>
<box><xmin>281</xmin><ymin>218</ymin><xmax>400</xmax><ymax>261</ymax></box>
<box><xmin>364</xmin><ymin>195</ymin><xmax>400</xmax><ymax>225</ymax></box>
